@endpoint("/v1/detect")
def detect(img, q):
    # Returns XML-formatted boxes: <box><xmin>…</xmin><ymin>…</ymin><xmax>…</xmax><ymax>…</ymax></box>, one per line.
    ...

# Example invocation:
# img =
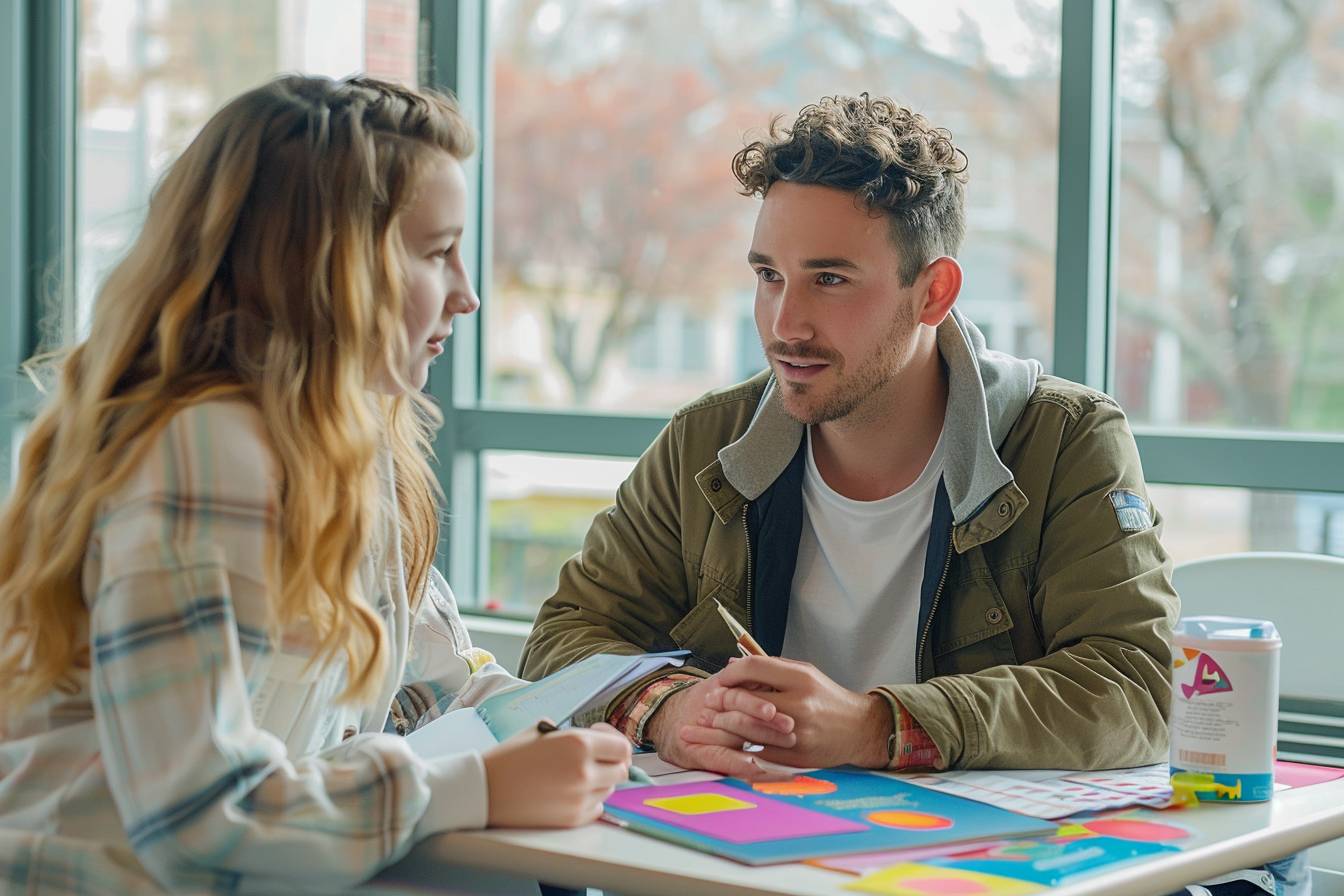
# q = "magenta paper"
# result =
<box><xmin>604</xmin><ymin>781</ymin><xmax>867</xmax><ymax>844</ymax></box>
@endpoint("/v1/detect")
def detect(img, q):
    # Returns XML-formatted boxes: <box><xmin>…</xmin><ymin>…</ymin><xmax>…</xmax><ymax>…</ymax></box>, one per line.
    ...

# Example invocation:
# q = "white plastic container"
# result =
<box><xmin>1169</xmin><ymin>615</ymin><xmax>1281</xmax><ymax>802</ymax></box>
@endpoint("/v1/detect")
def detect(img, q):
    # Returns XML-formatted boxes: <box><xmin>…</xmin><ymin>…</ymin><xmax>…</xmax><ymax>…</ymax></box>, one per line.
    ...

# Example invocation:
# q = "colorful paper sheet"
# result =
<box><xmin>602</xmin><ymin>769</ymin><xmax>1055</xmax><ymax>865</ymax></box>
<box><xmin>1275</xmin><ymin>760</ymin><xmax>1344</xmax><ymax>788</ymax></box>
<box><xmin>846</xmin><ymin>810</ymin><xmax>1192</xmax><ymax>893</ymax></box>
<box><xmin>929</xmin><ymin>836</ymin><xmax>1177</xmax><ymax>886</ymax></box>
<box><xmin>607</xmin><ymin>782</ymin><xmax>867</xmax><ymax>843</ymax></box>
<box><xmin>902</xmin><ymin>765</ymin><xmax>1173</xmax><ymax>819</ymax></box>
<box><xmin>846</xmin><ymin>862</ymin><xmax>1044</xmax><ymax>895</ymax></box>
<box><xmin>808</xmin><ymin>841</ymin><xmax>1012</xmax><ymax>876</ymax></box>
<box><xmin>815</xmin><ymin>807</ymin><xmax>1192</xmax><ymax>877</ymax></box>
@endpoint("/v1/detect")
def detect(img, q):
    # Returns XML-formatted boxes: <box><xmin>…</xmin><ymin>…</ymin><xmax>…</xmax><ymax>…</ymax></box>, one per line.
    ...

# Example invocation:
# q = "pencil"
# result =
<box><xmin>713</xmin><ymin>598</ymin><xmax>767</xmax><ymax>657</ymax></box>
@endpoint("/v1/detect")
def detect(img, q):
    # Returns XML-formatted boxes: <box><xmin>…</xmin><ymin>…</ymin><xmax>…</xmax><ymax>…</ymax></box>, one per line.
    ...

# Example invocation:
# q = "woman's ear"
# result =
<box><xmin>917</xmin><ymin>256</ymin><xmax>963</xmax><ymax>327</ymax></box>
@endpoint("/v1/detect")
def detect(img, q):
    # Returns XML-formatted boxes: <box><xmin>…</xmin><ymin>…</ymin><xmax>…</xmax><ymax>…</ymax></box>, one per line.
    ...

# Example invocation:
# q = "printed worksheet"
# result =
<box><xmin>901</xmin><ymin>765</ymin><xmax>1172</xmax><ymax>819</ymax></box>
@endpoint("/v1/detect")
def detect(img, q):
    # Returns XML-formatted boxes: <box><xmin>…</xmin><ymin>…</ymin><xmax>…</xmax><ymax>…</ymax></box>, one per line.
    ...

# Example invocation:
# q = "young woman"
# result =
<box><xmin>0</xmin><ymin>75</ymin><xmax>631</xmax><ymax>894</ymax></box>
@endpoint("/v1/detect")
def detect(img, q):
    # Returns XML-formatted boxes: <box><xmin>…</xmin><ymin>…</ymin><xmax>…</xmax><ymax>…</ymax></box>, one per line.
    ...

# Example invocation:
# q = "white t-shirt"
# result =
<box><xmin>780</xmin><ymin>425</ymin><xmax>945</xmax><ymax>692</ymax></box>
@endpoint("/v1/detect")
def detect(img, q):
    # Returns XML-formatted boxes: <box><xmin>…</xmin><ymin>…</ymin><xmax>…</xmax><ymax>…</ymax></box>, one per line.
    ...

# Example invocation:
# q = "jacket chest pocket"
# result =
<box><xmin>932</xmin><ymin>566</ymin><xmax>1017</xmax><ymax>675</ymax></box>
<box><xmin>668</xmin><ymin>578</ymin><xmax>741</xmax><ymax>672</ymax></box>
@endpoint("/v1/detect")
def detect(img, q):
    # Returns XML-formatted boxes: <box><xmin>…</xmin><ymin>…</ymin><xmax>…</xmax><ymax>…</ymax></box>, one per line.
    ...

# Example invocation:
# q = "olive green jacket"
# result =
<box><xmin>521</xmin><ymin>310</ymin><xmax>1178</xmax><ymax>770</ymax></box>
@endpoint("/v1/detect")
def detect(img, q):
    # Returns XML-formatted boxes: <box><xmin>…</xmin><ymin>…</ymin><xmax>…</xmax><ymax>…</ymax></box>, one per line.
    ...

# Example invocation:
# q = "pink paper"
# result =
<box><xmin>1275</xmin><ymin>760</ymin><xmax>1344</xmax><ymax>788</ymax></box>
<box><xmin>604</xmin><ymin>781</ymin><xmax>867</xmax><ymax>844</ymax></box>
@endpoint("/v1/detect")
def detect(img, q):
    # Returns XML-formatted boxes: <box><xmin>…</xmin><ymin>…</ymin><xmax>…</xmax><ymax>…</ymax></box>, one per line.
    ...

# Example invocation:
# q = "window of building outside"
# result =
<box><xmin>76</xmin><ymin>0</ymin><xmax>418</xmax><ymax>336</ymax></box>
<box><xmin>1115</xmin><ymin>0</ymin><xmax>1344</xmax><ymax>556</ymax></box>
<box><xmin>480</xmin><ymin>0</ymin><xmax>1062</xmax><ymax>614</ymax></box>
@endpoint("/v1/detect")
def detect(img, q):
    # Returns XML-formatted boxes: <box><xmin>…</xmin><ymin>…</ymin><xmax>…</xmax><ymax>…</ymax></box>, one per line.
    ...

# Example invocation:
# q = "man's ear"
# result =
<box><xmin>917</xmin><ymin>256</ymin><xmax>963</xmax><ymax>326</ymax></box>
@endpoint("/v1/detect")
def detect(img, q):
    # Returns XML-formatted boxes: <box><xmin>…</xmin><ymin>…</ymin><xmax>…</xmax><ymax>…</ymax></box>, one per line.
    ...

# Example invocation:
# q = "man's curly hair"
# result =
<box><xmin>732</xmin><ymin>95</ymin><xmax>968</xmax><ymax>286</ymax></box>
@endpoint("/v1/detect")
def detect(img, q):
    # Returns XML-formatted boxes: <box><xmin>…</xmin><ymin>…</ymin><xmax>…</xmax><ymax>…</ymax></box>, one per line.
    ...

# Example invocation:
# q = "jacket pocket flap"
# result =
<box><xmin>933</xmin><ymin>577</ymin><xmax>1015</xmax><ymax>658</ymax></box>
<box><xmin>669</xmin><ymin>585</ymin><xmax>741</xmax><ymax>669</ymax></box>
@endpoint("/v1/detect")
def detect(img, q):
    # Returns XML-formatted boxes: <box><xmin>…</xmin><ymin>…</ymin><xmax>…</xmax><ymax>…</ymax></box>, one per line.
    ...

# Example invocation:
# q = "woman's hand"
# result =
<box><xmin>482</xmin><ymin>721</ymin><xmax>632</xmax><ymax>828</ymax></box>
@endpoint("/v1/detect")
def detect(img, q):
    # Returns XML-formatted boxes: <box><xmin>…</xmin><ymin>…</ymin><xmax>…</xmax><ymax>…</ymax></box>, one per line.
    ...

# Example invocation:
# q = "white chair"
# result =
<box><xmin>1172</xmin><ymin>552</ymin><xmax>1343</xmax><ymax>706</ymax></box>
<box><xmin>1173</xmin><ymin>552</ymin><xmax>1344</xmax><ymax>889</ymax></box>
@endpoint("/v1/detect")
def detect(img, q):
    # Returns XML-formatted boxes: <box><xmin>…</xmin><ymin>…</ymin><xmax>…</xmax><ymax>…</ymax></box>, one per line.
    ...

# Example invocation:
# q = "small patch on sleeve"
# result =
<box><xmin>459</xmin><ymin>646</ymin><xmax>497</xmax><ymax>674</ymax></box>
<box><xmin>1108</xmin><ymin>488</ymin><xmax>1153</xmax><ymax>532</ymax></box>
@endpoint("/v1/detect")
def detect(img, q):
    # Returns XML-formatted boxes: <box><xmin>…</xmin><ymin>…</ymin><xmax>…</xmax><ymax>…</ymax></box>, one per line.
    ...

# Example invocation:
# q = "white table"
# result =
<box><xmin>373</xmin><ymin>776</ymin><xmax>1344</xmax><ymax>896</ymax></box>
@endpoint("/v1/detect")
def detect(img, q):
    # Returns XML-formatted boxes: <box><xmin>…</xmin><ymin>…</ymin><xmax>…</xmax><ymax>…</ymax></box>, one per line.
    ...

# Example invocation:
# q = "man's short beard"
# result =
<box><xmin>781</xmin><ymin>376</ymin><xmax>882</xmax><ymax>426</ymax></box>
<box><xmin>773</xmin><ymin>302</ymin><xmax>918</xmax><ymax>427</ymax></box>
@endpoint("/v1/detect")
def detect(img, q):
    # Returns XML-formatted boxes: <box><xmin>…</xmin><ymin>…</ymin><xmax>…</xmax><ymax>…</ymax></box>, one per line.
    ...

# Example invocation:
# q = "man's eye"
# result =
<box><xmin>756</xmin><ymin>268</ymin><xmax>780</xmax><ymax>282</ymax></box>
<box><xmin>817</xmin><ymin>272</ymin><xmax>846</xmax><ymax>286</ymax></box>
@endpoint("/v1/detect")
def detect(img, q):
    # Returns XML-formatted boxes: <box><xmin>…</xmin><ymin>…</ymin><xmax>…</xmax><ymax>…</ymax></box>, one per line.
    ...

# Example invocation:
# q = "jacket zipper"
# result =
<box><xmin>915</xmin><ymin>530</ymin><xmax>954</xmax><ymax>683</ymax></box>
<box><xmin>741</xmin><ymin>504</ymin><xmax>754</xmax><ymax>633</ymax></box>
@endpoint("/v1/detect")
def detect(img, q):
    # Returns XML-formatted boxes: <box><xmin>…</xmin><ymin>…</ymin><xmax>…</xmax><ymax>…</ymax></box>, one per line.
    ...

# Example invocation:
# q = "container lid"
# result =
<box><xmin>1175</xmin><ymin>615</ymin><xmax>1280</xmax><ymax>643</ymax></box>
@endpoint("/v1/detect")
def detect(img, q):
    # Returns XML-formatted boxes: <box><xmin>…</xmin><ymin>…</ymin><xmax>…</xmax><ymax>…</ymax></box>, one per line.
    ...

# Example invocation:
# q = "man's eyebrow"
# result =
<box><xmin>746</xmin><ymin>251</ymin><xmax>860</xmax><ymax>271</ymax></box>
<box><xmin>801</xmin><ymin>257</ymin><xmax>859</xmax><ymax>271</ymax></box>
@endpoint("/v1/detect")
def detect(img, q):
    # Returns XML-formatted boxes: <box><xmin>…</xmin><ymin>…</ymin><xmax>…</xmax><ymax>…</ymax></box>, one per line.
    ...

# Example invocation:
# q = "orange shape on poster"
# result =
<box><xmin>751</xmin><ymin>775</ymin><xmax>838</xmax><ymax>796</ymax></box>
<box><xmin>867</xmin><ymin>810</ymin><xmax>955</xmax><ymax>830</ymax></box>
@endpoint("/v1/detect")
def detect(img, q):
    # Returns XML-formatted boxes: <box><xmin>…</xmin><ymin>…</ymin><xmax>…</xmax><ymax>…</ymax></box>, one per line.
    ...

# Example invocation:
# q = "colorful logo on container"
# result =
<box><xmin>1174</xmin><ymin>648</ymin><xmax>1233</xmax><ymax>699</ymax></box>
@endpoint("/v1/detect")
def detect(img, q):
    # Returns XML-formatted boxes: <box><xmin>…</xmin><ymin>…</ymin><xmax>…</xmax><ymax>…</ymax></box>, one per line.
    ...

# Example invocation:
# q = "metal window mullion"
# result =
<box><xmin>1052</xmin><ymin>0</ymin><xmax>1116</xmax><ymax>391</ymax></box>
<box><xmin>422</xmin><ymin>0</ymin><xmax>489</xmax><ymax>602</ymax></box>
<box><xmin>27</xmin><ymin>0</ymin><xmax>76</xmax><ymax>356</ymax></box>
<box><xmin>1</xmin><ymin>3</ymin><xmax>28</xmax><ymax>490</ymax></box>
<box><xmin>1137</xmin><ymin>432</ymin><xmax>1344</xmax><ymax>494</ymax></box>
<box><xmin>4</xmin><ymin>1</ymin><xmax>73</xmax><ymax>491</ymax></box>
<box><xmin>455</xmin><ymin>409</ymin><xmax>667</xmax><ymax>459</ymax></box>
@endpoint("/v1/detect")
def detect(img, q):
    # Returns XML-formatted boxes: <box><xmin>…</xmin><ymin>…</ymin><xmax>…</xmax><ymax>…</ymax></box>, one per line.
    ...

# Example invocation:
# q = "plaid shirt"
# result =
<box><xmin>0</xmin><ymin>400</ymin><xmax>522</xmax><ymax>894</ymax></box>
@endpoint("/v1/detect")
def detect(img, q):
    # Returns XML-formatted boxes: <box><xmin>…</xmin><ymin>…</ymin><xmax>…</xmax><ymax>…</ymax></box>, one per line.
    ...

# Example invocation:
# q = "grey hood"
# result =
<box><xmin>717</xmin><ymin>307</ymin><xmax>1041</xmax><ymax>526</ymax></box>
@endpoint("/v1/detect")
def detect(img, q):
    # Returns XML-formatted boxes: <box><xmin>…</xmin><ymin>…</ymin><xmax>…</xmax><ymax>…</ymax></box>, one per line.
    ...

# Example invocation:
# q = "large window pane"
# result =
<box><xmin>76</xmin><ymin>0</ymin><xmax>418</xmax><ymax>335</ymax></box>
<box><xmin>481</xmin><ymin>451</ymin><xmax>634</xmax><ymax>615</ymax></box>
<box><xmin>487</xmin><ymin>0</ymin><xmax>1061</xmax><ymax>413</ymax></box>
<box><xmin>1151</xmin><ymin>483</ymin><xmax>1344</xmax><ymax>565</ymax></box>
<box><xmin>1116</xmin><ymin>1</ymin><xmax>1344</xmax><ymax>433</ymax></box>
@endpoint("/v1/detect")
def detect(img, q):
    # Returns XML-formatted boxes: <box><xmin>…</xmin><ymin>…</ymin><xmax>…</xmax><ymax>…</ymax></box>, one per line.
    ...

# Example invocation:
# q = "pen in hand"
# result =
<box><xmin>534</xmin><ymin>718</ymin><xmax>654</xmax><ymax>787</ymax></box>
<box><xmin>714</xmin><ymin>598</ymin><xmax>767</xmax><ymax>657</ymax></box>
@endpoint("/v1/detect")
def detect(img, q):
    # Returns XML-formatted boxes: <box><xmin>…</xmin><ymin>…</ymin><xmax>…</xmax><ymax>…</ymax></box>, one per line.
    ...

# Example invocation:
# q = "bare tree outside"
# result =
<box><xmin>1115</xmin><ymin>0</ymin><xmax>1344</xmax><ymax>552</ymax></box>
<box><xmin>1117</xmin><ymin>0</ymin><xmax>1344</xmax><ymax>434</ymax></box>
<box><xmin>488</xmin><ymin>0</ymin><xmax>1061</xmax><ymax>413</ymax></box>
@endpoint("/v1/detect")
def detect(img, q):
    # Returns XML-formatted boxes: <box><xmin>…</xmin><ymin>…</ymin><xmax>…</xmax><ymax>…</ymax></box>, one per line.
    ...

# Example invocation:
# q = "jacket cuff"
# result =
<box><xmin>874</xmin><ymin>684</ymin><xmax>960</xmax><ymax>770</ymax></box>
<box><xmin>609</xmin><ymin>673</ymin><xmax>701</xmax><ymax>747</ymax></box>
<box><xmin>414</xmin><ymin>749</ymin><xmax>489</xmax><ymax>838</ymax></box>
<box><xmin>871</xmin><ymin>688</ymin><xmax>943</xmax><ymax>770</ymax></box>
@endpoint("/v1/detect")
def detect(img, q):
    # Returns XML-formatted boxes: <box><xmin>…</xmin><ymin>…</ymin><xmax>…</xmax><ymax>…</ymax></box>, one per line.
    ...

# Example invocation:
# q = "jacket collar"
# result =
<box><xmin>709</xmin><ymin>309</ymin><xmax>1040</xmax><ymax>548</ymax></box>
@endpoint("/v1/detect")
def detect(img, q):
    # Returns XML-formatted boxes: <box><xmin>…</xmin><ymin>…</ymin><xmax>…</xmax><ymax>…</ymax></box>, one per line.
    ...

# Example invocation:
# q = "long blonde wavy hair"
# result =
<box><xmin>0</xmin><ymin>75</ymin><xmax>474</xmax><ymax>714</ymax></box>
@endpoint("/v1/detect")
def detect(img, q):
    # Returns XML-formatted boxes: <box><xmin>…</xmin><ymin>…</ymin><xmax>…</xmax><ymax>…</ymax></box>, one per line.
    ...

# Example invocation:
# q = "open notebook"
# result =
<box><xmin>405</xmin><ymin>650</ymin><xmax>688</xmax><ymax>759</ymax></box>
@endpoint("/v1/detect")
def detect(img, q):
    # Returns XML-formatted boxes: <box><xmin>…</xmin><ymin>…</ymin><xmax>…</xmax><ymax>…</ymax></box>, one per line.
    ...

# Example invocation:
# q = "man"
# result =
<box><xmin>520</xmin><ymin>94</ymin><xmax>1177</xmax><ymax>779</ymax></box>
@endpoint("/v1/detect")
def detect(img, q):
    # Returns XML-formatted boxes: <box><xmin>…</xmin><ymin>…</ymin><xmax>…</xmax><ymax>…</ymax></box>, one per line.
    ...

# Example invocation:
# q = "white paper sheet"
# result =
<box><xmin>901</xmin><ymin>764</ymin><xmax>1173</xmax><ymax>819</ymax></box>
<box><xmin>405</xmin><ymin>707</ymin><xmax>497</xmax><ymax>760</ymax></box>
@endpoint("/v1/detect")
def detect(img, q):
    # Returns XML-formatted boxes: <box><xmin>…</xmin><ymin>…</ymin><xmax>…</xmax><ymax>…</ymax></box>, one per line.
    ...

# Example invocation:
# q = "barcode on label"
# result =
<box><xmin>1179</xmin><ymin>749</ymin><xmax>1226</xmax><ymax>767</ymax></box>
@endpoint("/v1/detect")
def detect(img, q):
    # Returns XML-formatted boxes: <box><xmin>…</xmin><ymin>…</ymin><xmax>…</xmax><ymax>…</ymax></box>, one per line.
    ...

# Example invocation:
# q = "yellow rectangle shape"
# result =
<box><xmin>644</xmin><ymin>793</ymin><xmax>757</xmax><ymax>815</ymax></box>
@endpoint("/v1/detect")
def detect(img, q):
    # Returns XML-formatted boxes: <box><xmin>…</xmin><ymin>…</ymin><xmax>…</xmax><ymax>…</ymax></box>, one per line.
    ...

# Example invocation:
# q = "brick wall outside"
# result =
<box><xmin>364</xmin><ymin>0</ymin><xmax>417</xmax><ymax>85</ymax></box>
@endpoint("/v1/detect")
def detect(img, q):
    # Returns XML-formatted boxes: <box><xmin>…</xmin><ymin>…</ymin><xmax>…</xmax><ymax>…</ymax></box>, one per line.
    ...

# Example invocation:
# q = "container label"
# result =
<box><xmin>1181</xmin><ymin>652</ymin><xmax>1233</xmax><ymax>699</ymax></box>
<box><xmin>1170</xmin><ymin>642</ymin><xmax>1278</xmax><ymax>799</ymax></box>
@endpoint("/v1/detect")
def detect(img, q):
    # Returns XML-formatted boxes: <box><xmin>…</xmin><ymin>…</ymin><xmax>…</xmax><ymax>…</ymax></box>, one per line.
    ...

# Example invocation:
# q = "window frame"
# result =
<box><xmin>10</xmin><ymin>0</ymin><xmax>1344</xmax><ymax>600</ymax></box>
<box><xmin>3</xmin><ymin>1</ymin><xmax>75</xmax><ymax>488</ymax></box>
